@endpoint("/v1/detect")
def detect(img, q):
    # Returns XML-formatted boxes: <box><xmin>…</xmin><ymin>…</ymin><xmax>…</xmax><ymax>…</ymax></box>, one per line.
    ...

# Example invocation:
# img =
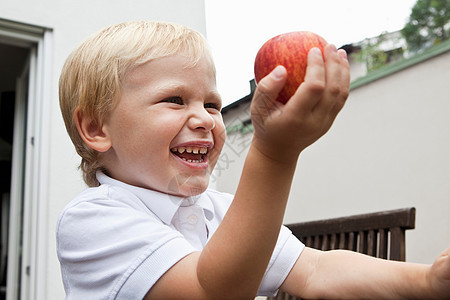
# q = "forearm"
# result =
<box><xmin>197</xmin><ymin>142</ymin><xmax>298</xmax><ymax>297</ymax></box>
<box><xmin>294</xmin><ymin>248</ymin><xmax>434</xmax><ymax>299</ymax></box>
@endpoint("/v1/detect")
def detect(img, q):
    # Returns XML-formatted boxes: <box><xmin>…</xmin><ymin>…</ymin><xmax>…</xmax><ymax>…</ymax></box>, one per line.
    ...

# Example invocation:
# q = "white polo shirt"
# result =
<box><xmin>56</xmin><ymin>172</ymin><xmax>304</xmax><ymax>299</ymax></box>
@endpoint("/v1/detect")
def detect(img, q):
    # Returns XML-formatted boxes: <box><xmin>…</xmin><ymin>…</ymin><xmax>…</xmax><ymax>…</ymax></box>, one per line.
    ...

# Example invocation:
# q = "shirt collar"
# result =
<box><xmin>97</xmin><ymin>172</ymin><xmax>215</xmax><ymax>224</ymax></box>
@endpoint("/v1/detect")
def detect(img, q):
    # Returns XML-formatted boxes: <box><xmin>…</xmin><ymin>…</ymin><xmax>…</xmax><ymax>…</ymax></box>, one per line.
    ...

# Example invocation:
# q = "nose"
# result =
<box><xmin>188</xmin><ymin>105</ymin><xmax>215</xmax><ymax>131</ymax></box>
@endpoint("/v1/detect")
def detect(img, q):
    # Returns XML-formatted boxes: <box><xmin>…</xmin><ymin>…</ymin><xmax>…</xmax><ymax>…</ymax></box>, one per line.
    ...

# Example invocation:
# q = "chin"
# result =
<box><xmin>166</xmin><ymin>173</ymin><xmax>210</xmax><ymax>197</ymax></box>
<box><xmin>183</xmin><ymin>180</ymin><xmax>209</xmax><ymax>197</ymax></box>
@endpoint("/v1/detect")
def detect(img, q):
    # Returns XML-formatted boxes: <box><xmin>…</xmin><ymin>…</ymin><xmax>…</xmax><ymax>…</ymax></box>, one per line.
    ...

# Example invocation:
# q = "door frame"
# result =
<box><xmin>0</xmin><ymin>18</ymin><xmax>52</xmax><ymax>300</ymax></box>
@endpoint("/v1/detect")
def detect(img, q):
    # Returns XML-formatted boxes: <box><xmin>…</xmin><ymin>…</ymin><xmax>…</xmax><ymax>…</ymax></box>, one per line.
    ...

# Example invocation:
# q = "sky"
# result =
<box><xmin>205</xmin><ymin>0</ymin><xmax>417</xmax><ymax>107</ymax></box>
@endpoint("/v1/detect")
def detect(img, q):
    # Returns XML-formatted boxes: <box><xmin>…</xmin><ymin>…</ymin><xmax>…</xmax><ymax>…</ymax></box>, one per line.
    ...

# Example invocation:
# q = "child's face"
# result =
<box><xmin>102</xmin><ymin>54</ymin><xmax>226</xmax><ymax>197</ymax></box>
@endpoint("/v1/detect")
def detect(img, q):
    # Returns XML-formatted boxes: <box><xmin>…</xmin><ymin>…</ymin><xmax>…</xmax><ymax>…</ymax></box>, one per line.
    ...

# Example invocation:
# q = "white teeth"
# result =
<box><xmin>181</xmin><ymin>158</ymin><xmax>204</xmax><ymax>163</ymax></box>
<box><xmin>171</xmin><ymin>146</ymin><xmax>208</xmax><ymax>155</ymax></box>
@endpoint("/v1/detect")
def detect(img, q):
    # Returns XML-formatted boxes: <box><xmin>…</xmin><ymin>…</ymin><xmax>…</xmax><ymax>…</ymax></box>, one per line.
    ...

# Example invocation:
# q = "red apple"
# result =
<box><xmin>254</xmin><ymin>31</ymin><xmax>328</xmax><ymax>104</ymax></box>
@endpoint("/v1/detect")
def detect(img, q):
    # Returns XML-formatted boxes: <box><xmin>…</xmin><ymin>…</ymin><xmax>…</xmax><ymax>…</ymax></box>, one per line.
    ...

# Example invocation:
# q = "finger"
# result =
<box><xmin>313</xmin><ymin>44</ymin><xmax>350</xmax><ymax>117</ymax></box>
<box><xmin>288</xmin><ymin>47</ymin><xmax>326</xmax><ymax>112</ymax></box>
<box><xmin>337</xmin><ymin>49</ymin><xmax>350</xmax><ymax>92</ymax></box>
<box><xmin>312</xmin><ymin>44</ymin><xmax>341</xmax><ymax>113</ymax></box>
<box><xmin>335</xmin><ymin>48</ymin><xmax>350</xmax><ymax>95</ymax></box>
<box><xmin>253</xmin><ymin>65</ymin><xmax>287</xmax><ymax>103</ymax></box>
<box><xmin>251</xmin><ymin>66</ymin><xmax>287</xmax><ymax>121</ymax></box>
<box><xmin>331</xmin><ymin>49</ymin><xmax>350</xmax><ymax>115</ymax></box>
<box><xmin>338</xmin><ymin>48</ymin><xmax>348</xmax><ymax>61</ymax></box>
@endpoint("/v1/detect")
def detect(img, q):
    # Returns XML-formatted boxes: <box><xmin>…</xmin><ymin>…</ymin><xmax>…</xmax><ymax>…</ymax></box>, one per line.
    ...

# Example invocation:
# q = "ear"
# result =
<box><xmin>74</xmin><ymin>107</ymin><xmax>112</xmax><ymax>152</ymax></box>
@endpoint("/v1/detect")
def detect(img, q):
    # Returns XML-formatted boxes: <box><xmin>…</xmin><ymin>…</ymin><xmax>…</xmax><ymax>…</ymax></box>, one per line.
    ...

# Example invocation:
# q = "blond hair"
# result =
<box><xmin>59</xmin><ymin>20</ymin><xmax>214</xmax><ymax>187</ymax></box>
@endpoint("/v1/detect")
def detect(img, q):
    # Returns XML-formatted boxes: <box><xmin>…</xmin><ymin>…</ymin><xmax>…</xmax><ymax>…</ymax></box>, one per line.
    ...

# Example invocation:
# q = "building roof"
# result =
<box><xmin>221</xmin><ymin>79</ymin><xmax>255</xmax><ymax>115</ymax></box>
<box><xmin>350</xmin><ymin>38</ymin><xmax>450</xmax><ymax>90</ymax></box>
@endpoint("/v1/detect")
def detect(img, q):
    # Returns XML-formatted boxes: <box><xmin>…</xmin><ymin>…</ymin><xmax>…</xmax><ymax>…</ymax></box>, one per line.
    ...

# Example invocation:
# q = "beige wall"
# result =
<box><xmin>218</xmin><ymin>50</ymin><xmax>450</xmax><ymax>265</ymax></box>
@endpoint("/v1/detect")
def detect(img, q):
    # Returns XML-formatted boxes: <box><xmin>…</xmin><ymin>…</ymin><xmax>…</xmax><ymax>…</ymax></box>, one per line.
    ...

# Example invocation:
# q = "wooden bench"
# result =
<box><xmin>269</xmin><ymin>207</ymin><xmax>416</xmax><ymax>300</ymax></box>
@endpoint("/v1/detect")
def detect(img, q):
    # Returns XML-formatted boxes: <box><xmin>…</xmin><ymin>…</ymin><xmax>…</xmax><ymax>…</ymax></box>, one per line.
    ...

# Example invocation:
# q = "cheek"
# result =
<box><xmin>215</xmin><ymin>116</ymin><xmax>226</xmax><ymax>148</ymax></box>
<box><xmin>109</xmin><ymin>105</ymin><xmax>140</xmax><ymax>134</ymax></box>
<box><xmin>209</xmin><ymin>121</ymin><xmax>226</xmax><ymax>169</ymax></box>
<box><xmin>115</xmin><ymin>108</ymin><xmax>181</xmax><ymax>144</ymax></box>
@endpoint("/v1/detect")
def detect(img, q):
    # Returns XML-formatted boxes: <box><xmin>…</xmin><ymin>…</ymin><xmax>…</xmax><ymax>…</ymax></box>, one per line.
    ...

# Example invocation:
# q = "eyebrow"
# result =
<box><xmin>156</xmin><ymin>83</ymin><xmax>222</xmax><ymax>104</ymax></box>
<box><xmin>208</xmin><ymin>90</ymin><xmax>222</xmax><ymax>104</ymax></box>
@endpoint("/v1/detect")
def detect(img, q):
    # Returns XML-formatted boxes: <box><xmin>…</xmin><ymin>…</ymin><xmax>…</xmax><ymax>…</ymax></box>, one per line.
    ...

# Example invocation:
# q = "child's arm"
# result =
<box><xmin>280</xmin><ymin>246</ymin><xmax>450</xmax><ymax>299</ymax></box>
<box><xmin>146</xmin><ymin>45</ymin><xmax>350</xmax><ymax>299</ymax></box>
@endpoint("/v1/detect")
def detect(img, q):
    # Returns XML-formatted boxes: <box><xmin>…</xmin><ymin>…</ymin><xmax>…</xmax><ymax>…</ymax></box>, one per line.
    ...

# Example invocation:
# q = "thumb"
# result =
<box><xmin>251</xmin><ymin>65</ymin><xmax>287</xmax><ymax>117</ymax></box>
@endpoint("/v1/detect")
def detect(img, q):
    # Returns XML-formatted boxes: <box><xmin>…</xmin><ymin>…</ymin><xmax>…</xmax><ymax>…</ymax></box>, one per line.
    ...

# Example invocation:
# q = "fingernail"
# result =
<box><xmin>271</xmin><ymin>65</ymin><xmax>286</xmax><ymax>80</ymax></box>
<box><xmin>338</xmin><ymin>49</ymin><xmax>348</xmax><ymax>60</ymax></box>
<box><xmin>309</xmin><ymin>47</ymin><xmax>322</xmax><ymax>56</ymax></box>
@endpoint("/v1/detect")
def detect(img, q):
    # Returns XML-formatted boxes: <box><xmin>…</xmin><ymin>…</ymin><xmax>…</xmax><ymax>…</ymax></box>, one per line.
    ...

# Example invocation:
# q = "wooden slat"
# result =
<box><xmin>330</xmin><ymin>234</ymin><xmax>338</xmax><ymax>250</ymax></box>
<box><xmin>338</xmin><ymin>232</ymin><xmax>346</xmax><ymax>249</ymax></box>
<box><xmin>367</xmin><ymin>230</ymin><xmax>377</xmax><ymax>257</ymax></box>
<box><xmin>313</xmin><ymin>236</ymin><xmax>320</xmax><ymax>249</ymax></box>
<box><xmin>378</xmin><ymin>229</ymin><xmax>388</xmax><ymax>259</ymax></box>
<box><xmin>305</xmin><ymin>236</ymin><xmax>313</xmax><ymax>247</ymax></box>
<box><xmin>348</xmin><ymin>232</ymin><xmax>357</xmax><ymax>251</ymax></box>
<box><xmin>322</xmin><ymin>235</ymin><xmax>329</xmax><ymax>250</ymax></box>
<box><xmin>390</xmin><ymin>227</ymin><xmax>406</xmax><ymax>261</ymax></box>
<box><xmin>287</xmin><ymin>208</ymin><xmax>415</xmax><ymax>238</ymax></box>
<box><xmin>359</xmin><ymin>231</ymin><xmax>368</xmax><ymax>254</ymax></box>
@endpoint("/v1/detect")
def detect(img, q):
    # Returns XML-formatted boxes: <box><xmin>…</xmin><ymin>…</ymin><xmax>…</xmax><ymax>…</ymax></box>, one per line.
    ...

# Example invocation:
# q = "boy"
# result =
<box><xmin>57</xmin><ymin>20</ymin><xmax>450</xmax><ymax>299</ymax></box>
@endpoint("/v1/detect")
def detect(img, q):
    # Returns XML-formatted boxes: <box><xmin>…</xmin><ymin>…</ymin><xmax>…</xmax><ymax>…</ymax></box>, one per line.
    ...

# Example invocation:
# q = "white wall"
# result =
<box><xmin>219</xmin><ymin>50</ymin><xmax>450</xmax><ymax>265</ymax></box>
<box><xmin>0</xmin><ymin>1</ymin><xmax>206</xmax><ymax>299</ymax></box>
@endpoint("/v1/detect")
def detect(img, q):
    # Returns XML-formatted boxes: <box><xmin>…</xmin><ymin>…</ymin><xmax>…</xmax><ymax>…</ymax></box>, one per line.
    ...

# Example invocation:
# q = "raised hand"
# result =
<box><xmin>250</xmin><ymin>44</ymin><xmax>350</xmax><ymax>164</ymax></box>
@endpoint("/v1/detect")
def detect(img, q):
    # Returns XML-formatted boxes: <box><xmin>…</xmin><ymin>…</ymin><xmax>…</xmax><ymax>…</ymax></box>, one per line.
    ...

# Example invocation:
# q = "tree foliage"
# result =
<box><xmin>353</xmin><ymin>33</ymin><xmax>390</xmax><ymax>72</ymax></box>
<box><xmin>353</xmin><ymin>0</ymin><xmax>450</xmax><ymax>73</ymax></box>
<box><xmin>401</xmin><ymin>0</ymin><xmax>450</xmax><ymax>51</ymax></box>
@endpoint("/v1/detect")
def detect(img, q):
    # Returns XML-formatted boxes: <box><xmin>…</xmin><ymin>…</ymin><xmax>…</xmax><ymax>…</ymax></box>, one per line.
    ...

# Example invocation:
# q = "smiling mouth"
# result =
<box><xmin>170</xmin><ymin>146</ymin><xmax>208</xmax><ymax>163</ymax></box>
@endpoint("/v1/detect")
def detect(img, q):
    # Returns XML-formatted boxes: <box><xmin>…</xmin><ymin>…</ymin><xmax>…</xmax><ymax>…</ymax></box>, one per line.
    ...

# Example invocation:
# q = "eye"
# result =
<box><xmin>204</xmin><ymin>102</ymin><xmax>221</xmax><ymax>112</ymax></box>
<box><xmin>162</xmin><ymin>96</ymin><xmax>183</xmax><ymax>105</ymax></box>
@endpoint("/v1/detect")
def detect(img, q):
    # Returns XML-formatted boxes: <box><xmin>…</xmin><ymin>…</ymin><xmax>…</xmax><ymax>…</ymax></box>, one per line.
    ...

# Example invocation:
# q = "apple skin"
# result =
<box><xmin>254</xmin><ymin>31</ymin><xmax>327</xmax><ymax>104</ymax></box>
